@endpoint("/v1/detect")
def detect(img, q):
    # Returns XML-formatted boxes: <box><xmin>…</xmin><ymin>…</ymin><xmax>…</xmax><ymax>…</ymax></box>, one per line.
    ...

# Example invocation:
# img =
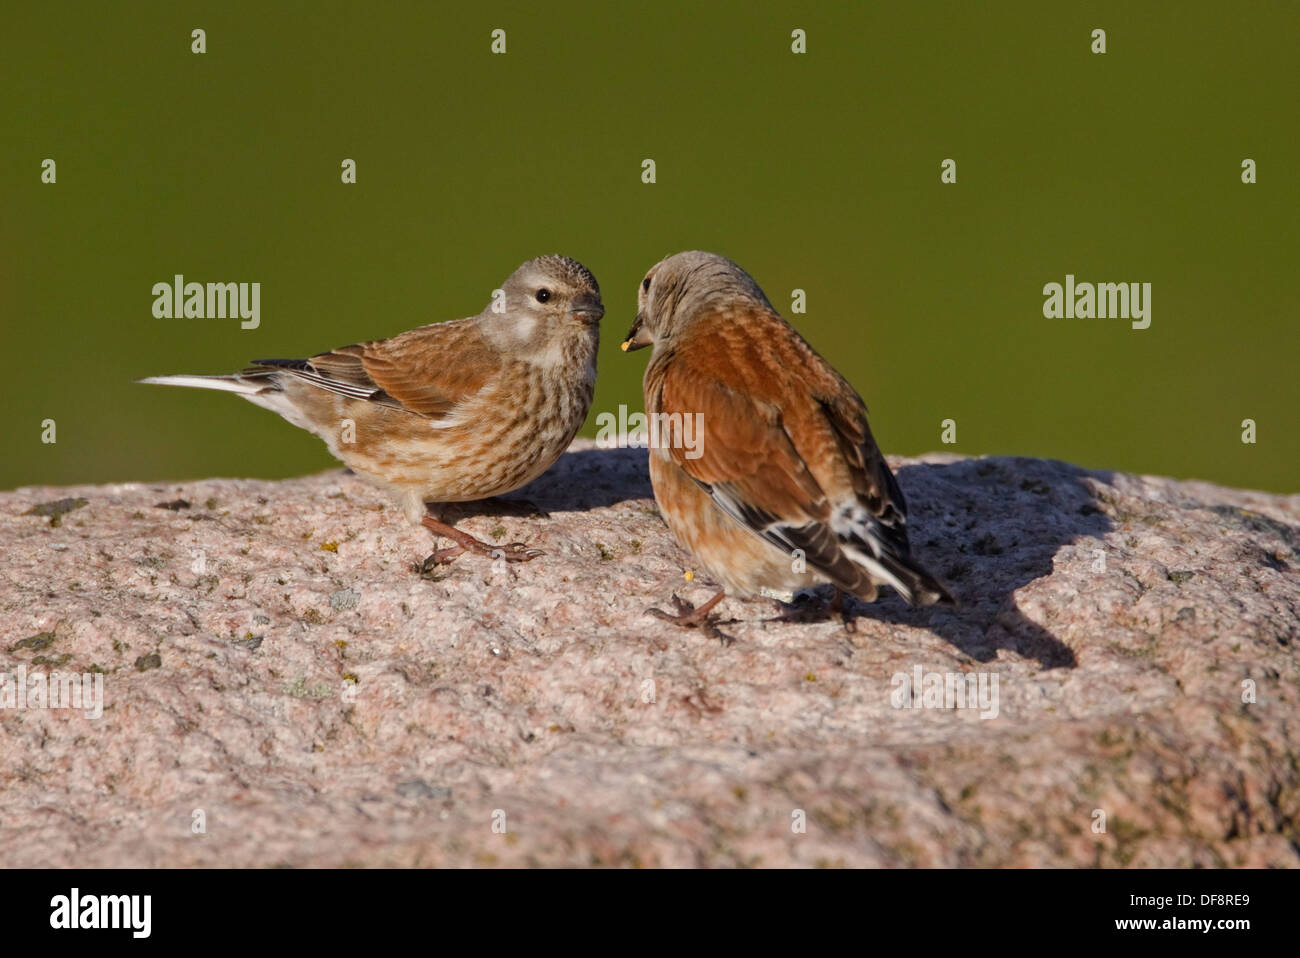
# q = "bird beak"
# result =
<box><xmin>571</xmin><ymin>295</ymin><xmax>604</xmax><ymax>325</ymax></box>
<box><xmin>621</xmin><ymin>313</ymin><xmax>652</xmax><ymax>352</ymax></box>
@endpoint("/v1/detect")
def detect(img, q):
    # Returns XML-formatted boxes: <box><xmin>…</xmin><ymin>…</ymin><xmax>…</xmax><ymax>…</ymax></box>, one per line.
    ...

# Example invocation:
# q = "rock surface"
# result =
<box><xmin>1</xmin><ymin>440</ymin><xmax>1297</xmax><ymax>867</ymax></box>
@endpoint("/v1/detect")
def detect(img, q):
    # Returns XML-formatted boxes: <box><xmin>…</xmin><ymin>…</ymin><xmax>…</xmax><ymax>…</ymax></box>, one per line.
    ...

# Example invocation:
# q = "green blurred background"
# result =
<box><xmin>2</xmin><ymin>1</ymin><xmax>1296</xmax><ymax>493</ymax></box>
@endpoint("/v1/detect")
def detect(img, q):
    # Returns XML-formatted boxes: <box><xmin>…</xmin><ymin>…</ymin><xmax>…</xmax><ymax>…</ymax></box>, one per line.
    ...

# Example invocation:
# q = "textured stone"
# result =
<box><xmin>0</xmin><ymin>440</ymin><xmax>1296</xmax><ymax>867</ymax></box>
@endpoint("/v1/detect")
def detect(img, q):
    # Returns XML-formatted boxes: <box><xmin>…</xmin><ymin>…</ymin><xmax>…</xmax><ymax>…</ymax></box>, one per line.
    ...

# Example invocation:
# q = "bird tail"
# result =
<box><xmin>868</xmin><ymin>552</ymin><xmax>958</xmax><ymax>608</ymax></box>
<box><xmin>137</xmin><ymin>373</ymin><xmax>274</xmax><ymax>395</ymax></box>
<box><xmin>829</xmin><ymin>517</ymin><xmax>958</xmax><ymax>608</ymax></box>
<box><xmin>764</xmin><ymin>512</ymin><xmax>959</xmax><ymax>609</ymax></box>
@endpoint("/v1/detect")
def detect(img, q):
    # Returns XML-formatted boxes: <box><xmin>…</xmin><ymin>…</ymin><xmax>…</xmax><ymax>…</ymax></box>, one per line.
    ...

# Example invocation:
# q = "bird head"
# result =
<box><xmin>622</xmin><ymin>250</ymin><xmax>771</xmax><ymax>353</ymax></box>
<box><xmin>484</xmin><ymin>255</ymin><xmax>604</xmax><ymax>355</ymax></box>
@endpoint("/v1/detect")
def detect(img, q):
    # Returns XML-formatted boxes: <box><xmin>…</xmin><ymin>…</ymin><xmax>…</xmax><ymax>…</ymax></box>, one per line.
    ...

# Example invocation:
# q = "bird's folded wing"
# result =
<box><xmin>252</xmin><ymin>318</ymin><xmax>501</xmax><ymax>420</ymax></box>
<box><xmin>651</xmin><ymin>322</ymin><xmax>840</xmax><ymax>569</ymax></box>
<box><xmin>815</xmin><ymin>386</ymin><xmax>912</xmax><ymax>556</ymax></box>
<box><xmin>653</xmin><ymin>318</ymin><xmax>912</xmax><ymax>589</ymax></box>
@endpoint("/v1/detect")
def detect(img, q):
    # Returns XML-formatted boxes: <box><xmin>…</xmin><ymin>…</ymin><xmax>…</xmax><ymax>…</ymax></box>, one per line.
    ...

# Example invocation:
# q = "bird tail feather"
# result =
<box><xmin>870</xmin><ymin>551</ymin><xmax>957</xmax><ymax>607</ymax></box>
<box><xmin>137</xmin><ymin>374</ymin><xmax>267</xmax><ymax>395</ymax></box>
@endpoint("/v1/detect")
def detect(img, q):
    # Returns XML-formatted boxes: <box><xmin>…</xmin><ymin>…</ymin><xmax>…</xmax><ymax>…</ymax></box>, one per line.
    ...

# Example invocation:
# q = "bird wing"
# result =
<box><xmin>251</xmin><ymin>317</ymin><xmax>501</xmax><ymax>420</ymax></box>
<box><xmin>813</xmin><ymin>375</ymin><xmax>912</xmax><ymax>558</ymax></box>
<box><xmin>649</xmin><ymin>305</ymin><xmax>939</xmax><ymax>603</ymax></box>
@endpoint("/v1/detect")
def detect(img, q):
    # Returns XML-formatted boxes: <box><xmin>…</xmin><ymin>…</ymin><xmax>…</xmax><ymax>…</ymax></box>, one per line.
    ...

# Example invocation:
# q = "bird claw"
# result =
<box><xmin>441</xmin><ymin>541</ymin><xmax>544</xmax><ymax>564</ymax></box>
<box><xmin>413</xmin><ymin>550</ymin><xmax>460</xmax><ymax>578</ymax></box>
<box><xmin>488</xmin><ymin>542</ymin><xmax>545</xmax><ymax>563</ymax></box>
<box><xmin>646</xmin><ymin>593</ymin><xmax>734</xmax><ymax>646</ymax></box>
<box><xmin>420</xmin><ymin>515</ymin><xmax>543</xmax><ymax>564</ymax></box>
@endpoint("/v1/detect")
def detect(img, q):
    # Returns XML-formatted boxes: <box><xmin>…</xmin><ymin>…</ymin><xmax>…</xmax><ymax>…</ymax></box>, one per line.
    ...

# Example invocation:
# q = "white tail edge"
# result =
<box><xmin>138</xmin><ymin>375</ymin><xmax>262</xmax><ymax>395</ymax></box>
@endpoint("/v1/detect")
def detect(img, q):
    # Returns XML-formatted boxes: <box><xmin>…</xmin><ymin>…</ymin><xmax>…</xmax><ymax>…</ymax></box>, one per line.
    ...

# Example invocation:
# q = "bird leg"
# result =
<box><xmin>647</xmin><ymin>590</ymin><xmax>732</xmax><ymax>645</ymax></box>
<box><xmin>830</xmin><ymin>588</ymin><xmax>858</xmax><ymax>633</ymax></box>
<box><xmin>420</xmin><ymin>515</ymin><xmax>544</xmax><ymax>564</ymax></box>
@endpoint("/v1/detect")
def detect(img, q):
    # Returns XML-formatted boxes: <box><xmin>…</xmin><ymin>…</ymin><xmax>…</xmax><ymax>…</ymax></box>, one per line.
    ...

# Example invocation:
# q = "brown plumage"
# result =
<box><xmin>142</xmin><ymin>255</ymin><xmax>603</xmax><ymax>561</ymax></box>
<box><xmin>622</xmin><ymin>250</ymin><xmax>954</xmax><ymax>625</ymax></box>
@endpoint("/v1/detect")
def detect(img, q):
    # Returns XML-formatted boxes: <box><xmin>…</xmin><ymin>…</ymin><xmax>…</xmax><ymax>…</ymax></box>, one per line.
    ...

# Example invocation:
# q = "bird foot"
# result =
<box><xmin>413</xmin><ymin>550</ymin><xmax>459</xmax><ymax>579</ymax></box>
<box><xmin>420</xmin><ymin>516</ymin><xmax>544</xmax><ymax>564</ymax></box>
<box><xmin>486</xmin><ymin>542</ymin><xmax>547</xmax><ymax>562</ymax></box>
<box><xmin>646</xmin><ymin>591</ymin><xmax>733</xmax><ymax>645</ymax></box>
<box><xmin>830</xmin><ymin>588</ymin><xmax>859</xmax><ymax>633</ymax></box>
<box><xmin>428</xmin><ymin>545</ymin><xmax>467</xmax><ymax>564</ymax></box>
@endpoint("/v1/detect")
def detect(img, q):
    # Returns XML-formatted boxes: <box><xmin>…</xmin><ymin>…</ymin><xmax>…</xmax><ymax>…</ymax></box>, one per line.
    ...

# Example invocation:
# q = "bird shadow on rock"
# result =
<box><xmin>449</xmin><ymin>445</ymin><xmax>654</xmax><ymax>520</ymax></box>
<box><xmin>832</xmin><ymin>456</ymin><xmax>1117</xmax><ymax>670</ymax></box>
<box><xmin>437</xmin><ymin>447</ymin><xmax>1113</xmax><ymax>671</ymax></box>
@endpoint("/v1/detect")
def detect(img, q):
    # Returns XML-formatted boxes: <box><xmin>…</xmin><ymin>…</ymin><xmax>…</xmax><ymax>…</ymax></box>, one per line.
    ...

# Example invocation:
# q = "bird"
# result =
<box><xmin>141</xmin><ymin>254</ymin><xmax>604</xmax><ymax>562</ymax></box>
<box><xmin>621</xmin><ymin>250</ymin><xmax>954</xmax><ymax>637</ymax></box>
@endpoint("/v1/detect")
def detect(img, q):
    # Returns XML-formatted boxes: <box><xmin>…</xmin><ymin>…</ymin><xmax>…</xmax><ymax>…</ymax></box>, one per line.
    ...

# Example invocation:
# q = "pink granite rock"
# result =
<box><xmin>1</xmin><ymin>441</ymin><xmax>1296</xmax><ymax>866</ymax></box>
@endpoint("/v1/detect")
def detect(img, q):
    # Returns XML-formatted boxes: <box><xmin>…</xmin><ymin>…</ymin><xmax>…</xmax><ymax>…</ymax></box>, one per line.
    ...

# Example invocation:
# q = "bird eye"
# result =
<box><xmin>535</xmin><ymin>288</ymin><xmax>551</xmax><ymax>303</ymax></box>
<box><xmin>642</xmin><ymin>278</ymin><xmax>651</xmax><ymax>292</ymax></box>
